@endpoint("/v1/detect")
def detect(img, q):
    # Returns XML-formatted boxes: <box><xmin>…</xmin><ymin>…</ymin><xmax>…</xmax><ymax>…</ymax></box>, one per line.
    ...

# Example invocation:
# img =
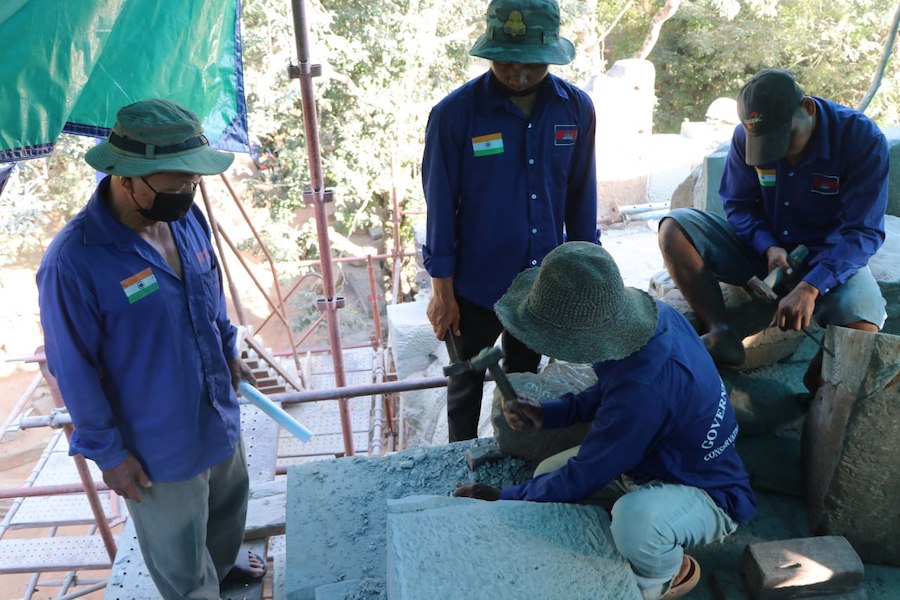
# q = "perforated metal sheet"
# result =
<box><xmin>241</xmin><ymin>404</ymin><xmax>279</xmax><ymax>484</ymax></box>
<box><xmin>31</xmin><ymin>451</ymin><xmax>103</xmax><ymax>487</ymax></box>
<box><xmin>104</xmin><ymin>519</ymin><xmax>161</xmax><ymax>599</ymax></box>
<box><xmin>0</xmin><ymin>535</ymin><xmax>113</xmax><ymax>574</ymax></box>
<box><xmin>9</xmin><ymin>493</ymin><xmax>114</xmax><ymax>529</ymax></box>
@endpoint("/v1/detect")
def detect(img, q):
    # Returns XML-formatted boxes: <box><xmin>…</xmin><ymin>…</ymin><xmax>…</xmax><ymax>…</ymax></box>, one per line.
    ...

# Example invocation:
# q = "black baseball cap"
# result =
<box><xmin>736</xmin><ymin>69</ymin><xmax>804</xmax><ymax>166</ymax></box>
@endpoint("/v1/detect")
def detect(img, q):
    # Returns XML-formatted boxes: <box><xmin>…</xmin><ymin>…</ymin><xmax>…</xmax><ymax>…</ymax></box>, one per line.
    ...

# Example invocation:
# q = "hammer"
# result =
<box><xmin>747</xmin><ymin>245</ymin><xmax>810</xmax><ymax>303</ymax></box>
<box><xmin>746</xmin><ymin>245</ymin><xmax>834</xmax><ymax>358</ymax></box>
<box><xmin>443</xmin><ymin>341</ymin><xmax>536</xmax><ymax>429</ymax></box>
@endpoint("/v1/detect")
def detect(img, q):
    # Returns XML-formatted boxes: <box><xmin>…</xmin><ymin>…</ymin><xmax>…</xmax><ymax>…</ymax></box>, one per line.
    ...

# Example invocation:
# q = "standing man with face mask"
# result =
<box><xmin>37</xmin><ymin>99</ymin><xmax>266</xmax><ymax>599</ymax></box>
<box><xmin>422</xmin><ymin>0</ymin><xmax>598</xmax><ymax>442</ymax></box>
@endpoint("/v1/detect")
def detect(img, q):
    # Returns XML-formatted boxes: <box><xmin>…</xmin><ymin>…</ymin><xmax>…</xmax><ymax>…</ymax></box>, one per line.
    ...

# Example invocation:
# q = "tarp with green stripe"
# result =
<box><xmin>0</xmin><ymin>0</ymin><xmax>248</xmax><ymax>162</ymax></box>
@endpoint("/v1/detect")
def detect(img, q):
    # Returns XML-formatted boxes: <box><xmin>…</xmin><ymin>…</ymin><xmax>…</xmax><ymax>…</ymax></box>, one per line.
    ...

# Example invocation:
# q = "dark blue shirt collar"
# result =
<box><xmin>477</xmin><ymin>70</ymin><xmax>570</xmax><ymax>115</ymax></box>
<box><xmin>82</xmin><ymin>176</ymin><xmax>134</xmax><ymax>247</ymax></box>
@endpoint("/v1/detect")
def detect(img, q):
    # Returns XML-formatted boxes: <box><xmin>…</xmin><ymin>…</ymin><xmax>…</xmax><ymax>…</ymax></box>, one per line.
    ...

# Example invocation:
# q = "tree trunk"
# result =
<box><xmin>635</xmin><ymin>0</ymin><xmax>681</xmax><ymax>60</ymax></box>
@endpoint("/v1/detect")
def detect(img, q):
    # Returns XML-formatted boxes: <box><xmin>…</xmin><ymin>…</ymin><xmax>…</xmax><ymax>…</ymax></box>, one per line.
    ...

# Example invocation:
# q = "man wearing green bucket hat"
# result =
<box><xmin>423</xmin><ymin>0</ymin><xmax>598</xmax><ymax>442</ymax></box>
<box><xmin>455</xmin><ymin>242</ymin><xmax>756</xmax><ymax>599</ymax></box>
<box><xmin>37</xmin><ymin>99</ymin><xmax>264</xmax><ymax>598</ymax></box>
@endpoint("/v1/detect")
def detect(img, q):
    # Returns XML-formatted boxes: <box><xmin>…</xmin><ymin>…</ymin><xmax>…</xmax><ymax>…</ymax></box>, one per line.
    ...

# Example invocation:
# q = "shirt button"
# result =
<box><xmin>527</xmin><ymin>123</ymin><xmax>533</xmax><ymax>129</ymax></box>
<box><xmin>531</xmin><ymin>228</ymin><xmax>538</xmax><ymax>234</ymax></box>
<box><xmin>531</xmin><ymin>193</ymin><xmax>537</xmax><ymax>200</ymax></box>
<box><xmin>789</xmin><ymin>171</ymin><xmax>795</xmax><ymax>176</ymax></box>
<box><xmin>784</xmin><ymin>202</ymin><xmax>790</xmax><ymax>206</ymax></box>
<box><xmin>528</xmin><ymin>159</ymin><xmax>535</xmax><ymax>165</ymax></box>
<box><xmin>531</xmin><ymin>259</ymin><xmax>537</xmax><ymax>265</ymax></box>
<box><xmin>783</xmin><ymin>230</ymin><xmax>789</xmax><ymax>236</ymax></box>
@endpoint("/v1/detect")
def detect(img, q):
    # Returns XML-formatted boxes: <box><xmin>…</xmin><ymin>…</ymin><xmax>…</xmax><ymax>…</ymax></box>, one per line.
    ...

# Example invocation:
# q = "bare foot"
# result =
<box><xmin>701</xmin><ymin>325</ymin><xmax>745</xmax><ymax>367</ymax></box>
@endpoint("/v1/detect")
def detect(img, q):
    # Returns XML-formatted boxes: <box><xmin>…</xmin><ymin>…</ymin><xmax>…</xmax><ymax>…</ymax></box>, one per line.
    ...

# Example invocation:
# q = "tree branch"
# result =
<box><xmin>635</xmin><ymin>0</ymin><xmax>681</xmax><ymax>60</ymax></box>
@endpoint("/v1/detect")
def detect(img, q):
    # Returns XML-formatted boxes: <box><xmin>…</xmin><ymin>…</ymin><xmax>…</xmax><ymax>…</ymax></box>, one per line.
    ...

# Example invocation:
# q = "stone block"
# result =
<box><xmin>315</xmin><ymin>579</ymin><xmax>385</xmax><ymax>600</ymax></box>
<box><xmin>741</xmin><ymin>536</ymin><xmax>865</xmax><ymax>599</ymax></box>
<box><xmin>386</xmin><ymin>301</ymin><xmax>440</xmax><ymax>380</ymax></box>
<box><xmin>696</xmin><ymin>145</ymin><xmax>729</xmax><ymax>216</ymax></box>
<box><xmin>285</xmin><ymin>441</ymin><xmax>533</xmax><ymax>600</ymax></box>
<box><xmin>491</xmin><ymin>362</ymin><xmax>596</xmax><ymax>464</ymax></box>
<box><xmin>803</xmin><ymin>327</ymin><xmax>900</xmax><ymax>566</ymax></box>
<box><xmin>723</xmin><ymin>368</ymin><xmax>805</xmax><ymax>437</ymax></box>
<box><xmin>885</xmin><ymin>127</ymin><xmax>900</xmax><ymax>218</ymax></box>
<box><xmin>869</xmin><ymin>215</ymin><xmax>900</xmax><ymax>336</ymax></box>
<box><xmin>385</xmin><ymin>495</ymin><xmax>641</xmax><ymax>600</ymax></box>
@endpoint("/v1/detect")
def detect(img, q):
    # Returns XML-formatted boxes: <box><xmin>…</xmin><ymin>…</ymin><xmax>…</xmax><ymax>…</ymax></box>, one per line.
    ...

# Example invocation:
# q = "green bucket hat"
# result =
<box><xmin>469</xmin><ymin>0</ymin><xmax>575</xmax><ymax>65</ymax></box>
<box><xmin>85</xmin><ymin>99</ymin><xmax>234</xmax><ymax>176</ymax></box>
<box><xmin>495</xmin><ymin>242</ymin><xmax>659</xmax><ymax>364</ymax></box>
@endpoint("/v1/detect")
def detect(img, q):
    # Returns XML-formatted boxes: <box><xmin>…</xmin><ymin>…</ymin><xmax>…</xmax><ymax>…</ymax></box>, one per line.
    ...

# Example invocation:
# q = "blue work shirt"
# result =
<box><xmin>500</xmin><ymin>302</ymin><xmax>756</xmax><ymax>525</ymax></box>
<box><xmin>719</xmin><ymin>97</ymin><xmax>888</xmax><ymax>295</ymax></box>
<box><xmin>422</xmin><ymin>71</ymin><xmax>598</xmax><ymax>309</ymax></box>
<box><xmin>37</xmin><ymin>177</ymin><xmax>241</xmax><ymax>482</ymax></box>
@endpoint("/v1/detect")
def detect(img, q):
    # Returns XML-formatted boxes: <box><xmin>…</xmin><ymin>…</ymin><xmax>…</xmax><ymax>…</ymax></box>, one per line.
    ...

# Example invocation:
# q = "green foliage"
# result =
<box><xmin>1</xmin><ymin>134</ymin><xmax>95</xmax><ymax>267</ymax></box>
<box><xmin>650</xmin><ymin>0</ymin><xmax>900</xmax><ymax>132</ymax></box>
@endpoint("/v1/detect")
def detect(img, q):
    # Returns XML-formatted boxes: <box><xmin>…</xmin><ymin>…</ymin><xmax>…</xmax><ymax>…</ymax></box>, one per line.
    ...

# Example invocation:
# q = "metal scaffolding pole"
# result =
<box><xmin>289</xmin><ymin>0</ymin><xmax>354</xmax><ymax>456</ymax></box>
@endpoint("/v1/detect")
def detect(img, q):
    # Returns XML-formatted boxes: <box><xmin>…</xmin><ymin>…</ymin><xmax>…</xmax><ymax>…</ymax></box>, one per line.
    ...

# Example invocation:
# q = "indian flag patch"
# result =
<box><xmin>472</xmin><ymin>133</ymin><xmax>504</xmax><ymax>157</ymax></box>
<box><xmin>755</xmin><ymin>168</ymin><xmax>776</xmax><ymax>187</ymax></box>
<box><xmin>120</xmin><ymin>268</ymin><xmax>159</xmax><ymax>304</ymax></box>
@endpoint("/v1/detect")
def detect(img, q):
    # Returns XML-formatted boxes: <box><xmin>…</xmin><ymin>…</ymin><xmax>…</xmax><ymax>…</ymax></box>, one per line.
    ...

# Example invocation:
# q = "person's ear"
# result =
<box><xmin>800</xmin><ymin>96</ymin><xmax>816</xmax><ymax>117</ymax></box>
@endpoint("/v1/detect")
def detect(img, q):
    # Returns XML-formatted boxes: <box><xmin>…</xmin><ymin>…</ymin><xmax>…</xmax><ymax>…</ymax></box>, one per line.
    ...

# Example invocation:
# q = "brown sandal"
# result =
<box><xmin>661</xmin><ymin>554</ymin><xmax>700</xmax><ymax>599</ymax></box>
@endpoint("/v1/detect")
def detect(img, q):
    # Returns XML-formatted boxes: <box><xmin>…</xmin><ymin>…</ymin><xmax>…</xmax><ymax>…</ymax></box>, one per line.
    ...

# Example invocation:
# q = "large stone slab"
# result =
<box><xmin>385</xmin><ymin>495</ymin><xmax>641</xmax><ymax>600</ymax></box>
<box><xmin>285</xmin><ymin>441</ymin><xmax>533</xmax><ymax>600</ymax></box>
<box><xmin>386</xmin><ymin>300</ymin><xmax>440</xmax><ymax>379</ymax></box>
<box><xmin>803</xmin><ymin>327</ymin><xmax>900</xmax><ymax>566</ymax></box>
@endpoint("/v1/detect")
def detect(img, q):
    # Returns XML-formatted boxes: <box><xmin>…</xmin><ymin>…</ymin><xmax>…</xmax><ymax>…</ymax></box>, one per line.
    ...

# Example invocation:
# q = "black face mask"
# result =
<box><xmin>489</xmin><ymin>71</ymin><xmax>548</xmax><ymax>97</ymax></box>
<box><xmin>133</xmin><ymin>177</ymin><xmax>197</xmax><ymax>222</ymax></box>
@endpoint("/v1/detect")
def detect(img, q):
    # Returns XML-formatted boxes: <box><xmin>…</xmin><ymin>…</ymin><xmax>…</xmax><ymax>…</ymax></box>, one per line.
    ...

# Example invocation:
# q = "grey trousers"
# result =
<box><xmin>125</xmin><ymin>439</ymin><xmax>249</xmax><ymax>600</ymax></box>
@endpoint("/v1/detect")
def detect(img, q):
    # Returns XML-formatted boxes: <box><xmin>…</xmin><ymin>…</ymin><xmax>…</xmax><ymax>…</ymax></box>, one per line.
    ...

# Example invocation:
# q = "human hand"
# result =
<box><xmin>453</xmin><ymin>482</ymin><xmax>501</xmax><ymax>501</ymax></box>
<box><xmin>502</xmin><ymin>395</ymin><xmax>543</xmax><ymax>432</ymax></box>
<box><xmin>228</xmin><ymin>358</ymin><xmax>257</xmax><ymax>391</ymax></box>
<box><xmin>102</xmin><ymin>454</ymin><xmax>152</xmax><ymax>503</ymax></box>
<box><xmin>772</xmin><ymin>281</ymin><xmax>819</xmax><ymax>331</ymax></box>
<box><xmin>764</xmin><ymin>246</ymin><xmax>791</xmax><ymax>276</ymax></box>
<box><xmin>426</xmin><ymin>291</ymin><xmax>460</xmax><ymax>341</ymax></box>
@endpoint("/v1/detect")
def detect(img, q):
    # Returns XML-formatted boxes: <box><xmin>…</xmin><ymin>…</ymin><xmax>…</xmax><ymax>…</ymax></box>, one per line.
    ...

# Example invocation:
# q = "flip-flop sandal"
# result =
<box><xmin>222</xmin><ymin>550</ymin><xmax>267</xmax><ymax>584</ymax></box>
<box><xmin>661</xmin><ymin>554</ymin><xmax>700</xmax><ymax>599</ymax></box>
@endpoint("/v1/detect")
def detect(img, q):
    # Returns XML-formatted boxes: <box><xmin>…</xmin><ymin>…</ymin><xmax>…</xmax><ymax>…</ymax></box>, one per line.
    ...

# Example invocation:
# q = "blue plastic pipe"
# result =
<box><xmin>238</xmin><ymin>381</ymin><xmax>314</xmax><ymax>442</ymax></box>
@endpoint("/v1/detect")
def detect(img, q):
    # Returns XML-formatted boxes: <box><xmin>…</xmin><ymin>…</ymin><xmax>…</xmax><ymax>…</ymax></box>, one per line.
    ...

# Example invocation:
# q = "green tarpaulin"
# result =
<box><xmin>0</xmin><ymin>0</ymin><xmax>249</xmax><ymax>162</ymax></box>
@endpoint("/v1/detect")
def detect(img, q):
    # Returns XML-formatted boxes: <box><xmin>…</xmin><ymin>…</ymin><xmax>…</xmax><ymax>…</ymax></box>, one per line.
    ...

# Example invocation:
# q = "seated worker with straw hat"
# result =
<box><xmin>454</xmin><ymin>242</ymin><xmax>756</xmax><ymax>600</ymax></box>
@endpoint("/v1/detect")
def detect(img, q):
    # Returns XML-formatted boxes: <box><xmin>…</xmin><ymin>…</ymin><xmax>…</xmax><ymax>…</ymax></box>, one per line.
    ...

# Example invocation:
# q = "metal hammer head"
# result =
<box><xmin>747</xmin><ymin>275</ymin><xmax>779</xmax><ymax>303</ymax></box>
<box><xmin>442</xmin><ymin>346</ymin><xmax>504</xmax><ymax>376</ymax></box>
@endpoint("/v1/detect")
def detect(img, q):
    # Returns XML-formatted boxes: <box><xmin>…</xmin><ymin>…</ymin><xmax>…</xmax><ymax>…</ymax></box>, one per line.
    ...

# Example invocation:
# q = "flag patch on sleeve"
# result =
<box><xmin>755</xmin><ymin>168</ymin><xmax>776</xmax><ymax>187</ymax></box>
<box><xmin>472</xmin><ymin>133</ymin><xmax>504</xmax><ymax>157</ymax></box>
<box><xmin>554</xmin><ymin>125</ymin><xmax>577</xmax><ymax>146</ymax></box>
<box><xmin>120</xmin><ymin>268</ymin><xmax>159</xmax><ymax>304</ymax></box>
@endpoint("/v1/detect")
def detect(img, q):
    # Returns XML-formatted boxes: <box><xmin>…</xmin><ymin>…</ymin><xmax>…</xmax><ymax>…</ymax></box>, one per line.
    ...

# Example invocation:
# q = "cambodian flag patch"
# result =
<box><xmin>811</xmin><ymin>173</ymin><xmax>839</xmax><ymax>195</ymax></box>
<box><xmin>554</xmin><ymin>125</ymin><xmax>577</xmax><ymax>146</ymax></box>
<box><xmin>121</xmin><ymin>268</ymin><xmax>159</xmax><ymax>304</ymax></box>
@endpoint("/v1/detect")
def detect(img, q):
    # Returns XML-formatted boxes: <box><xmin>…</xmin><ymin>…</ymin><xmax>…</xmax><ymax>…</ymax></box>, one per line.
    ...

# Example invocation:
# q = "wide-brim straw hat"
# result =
<box><xmin>469</xmin><ymin>0</ymin><xmax>575</xmax><ymax>65</ymax></box>
<box><xmin>85</xmin><ymin>98</ymin><xmax>234</xmax><ymax>176</ymax></box>
<box><xmin>495</xmin><ymin>242</ymin><xmax>659</xmax><ymax>364</ymax></box>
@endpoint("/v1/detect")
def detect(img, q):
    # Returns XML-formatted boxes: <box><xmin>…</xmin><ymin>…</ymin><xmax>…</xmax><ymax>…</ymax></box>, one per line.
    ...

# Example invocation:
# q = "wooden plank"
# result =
<box><xmin>245</xmin><ymin>479</ymin><xmax>286</xmax><ymax>540</ymax></box>
<box><xmin>0</xmin><ymin>535</ymin><xmax>112</xmax><ymax>573</ymax></box>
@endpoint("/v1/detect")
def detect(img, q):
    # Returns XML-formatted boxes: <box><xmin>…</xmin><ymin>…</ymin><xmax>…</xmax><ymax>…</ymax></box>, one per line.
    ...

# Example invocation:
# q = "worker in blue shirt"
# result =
<box><xmin>37</xmin><ymin>99</ymin><xmax>265</xmax><ymax>598</ymax></box>
<box><xmin>455</xmin><ymin>242</ymin><xmax>755</xmax><ymax>600</ymax></box>
<box><xmin>422</xmin><ymin>0</ymin><xmax>598</xmax><ymax>441</ymax></box>
<box><xmin>658</xmin><ymin>69</ymin><xmax>888</xmax><ymax>392</ymax></box>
